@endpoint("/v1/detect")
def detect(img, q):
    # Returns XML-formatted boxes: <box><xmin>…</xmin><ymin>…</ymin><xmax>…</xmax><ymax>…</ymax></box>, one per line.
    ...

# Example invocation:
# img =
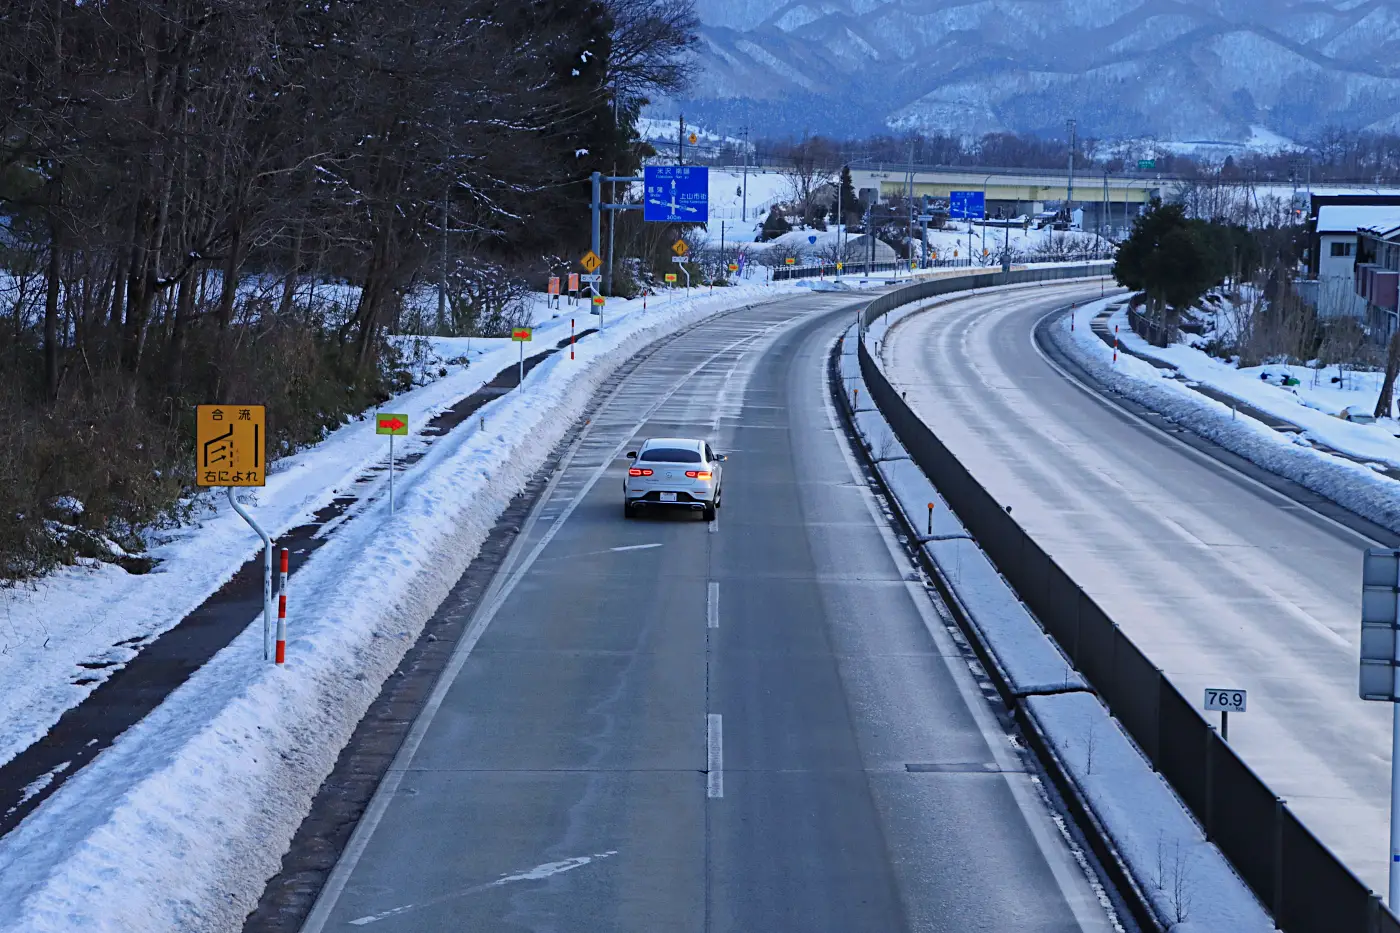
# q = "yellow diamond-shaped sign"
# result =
<box><xmin>688</xmin><ymin>133</ymin><xmax>698</xmax><ymax>145</ymax></box>
<box><xmin>836</xmin><ymin>262</ymin><xmax>843</xmax><ymax>271</ymax></box>
<box><xmin>672</xmin><ymin>239</ymin><xmax>689</xmax><ymax>257</ymax></box>
<box><xmin>580</xmin><ymin>250</ymin><xmax>601</xmax><ymax>273</ymax></box>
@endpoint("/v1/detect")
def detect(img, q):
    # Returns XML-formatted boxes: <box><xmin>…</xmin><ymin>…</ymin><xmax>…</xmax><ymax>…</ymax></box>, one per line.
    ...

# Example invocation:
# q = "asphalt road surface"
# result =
<box><xmin>883</xmin><ymin>282</ymin><xmax>1391</xmax><ymax>895</ymax></box>
<box><xmin>298</xmin><ymin>290</ymin><xmax>1116</xmax><ymax>933</ymax></box>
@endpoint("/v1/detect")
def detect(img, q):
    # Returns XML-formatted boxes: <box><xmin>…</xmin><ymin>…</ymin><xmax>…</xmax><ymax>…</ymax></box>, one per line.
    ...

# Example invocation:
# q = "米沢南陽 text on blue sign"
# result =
<box><xmin>949</xmin><ymin>190</ymin><xmax>985</xmax><ymax>220</ymax></box>
<box><xmin>644</xmin><ymin>166</ymin><xmax>710</xmax><ymax>224</ymax></box>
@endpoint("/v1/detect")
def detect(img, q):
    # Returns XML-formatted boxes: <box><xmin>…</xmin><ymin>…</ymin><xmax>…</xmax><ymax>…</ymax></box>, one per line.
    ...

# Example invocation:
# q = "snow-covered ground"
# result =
<box><xmin>0</xmin><ymin>276</ymin><xmax>858</xmax><ymax>933</ymax></box>
<box><xmin>1106</xmin><ymin>305</ymin><xmax>1400</xmax><ymax>472</ymax></box>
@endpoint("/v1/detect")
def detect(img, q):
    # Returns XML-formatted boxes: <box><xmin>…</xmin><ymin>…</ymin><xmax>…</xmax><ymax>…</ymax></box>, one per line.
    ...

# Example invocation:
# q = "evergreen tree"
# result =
<box><xmin>838</xmin><ymin>166</ymin><xmax>859</xmax><ymax>226</ymax></box>
<box><xmin>1114</xmin><ymin>200</ymin><xmax>1218</xmax><ymax>346</ymax></box>
<box><xmin>761</xmin><ymin>209</ymin><xmax>792</xmax><ymax>241</ymax></box>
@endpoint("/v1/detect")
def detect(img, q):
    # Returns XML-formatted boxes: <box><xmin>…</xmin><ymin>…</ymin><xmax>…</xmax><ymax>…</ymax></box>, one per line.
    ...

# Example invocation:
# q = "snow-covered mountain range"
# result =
<box><xmin>682</xmin><ymin>0</ymin><xmax>1400</xmax><ymax>144</ymax></box>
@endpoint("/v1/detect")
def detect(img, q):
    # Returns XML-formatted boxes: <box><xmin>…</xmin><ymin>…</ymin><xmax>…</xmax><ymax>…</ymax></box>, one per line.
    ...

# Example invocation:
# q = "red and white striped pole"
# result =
<box><xmin>570</xmin><ymin>319</ymin><xmax>575</xmax><ymax>361</ymax></box>
<box><xmin>1113</xmin><ymin>324</ymin><xmax>1119</xmax><ymax>365</ymax></box>
<box><xmin>275</xmin><ymin>548</ymin><xmax>288</xmax><ymax>665</ymax></box>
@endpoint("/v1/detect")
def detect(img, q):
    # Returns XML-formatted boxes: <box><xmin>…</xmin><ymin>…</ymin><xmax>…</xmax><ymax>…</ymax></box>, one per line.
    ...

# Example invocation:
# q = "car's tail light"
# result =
<box><xmin>629</xmin><ymin>468</ymin><xmax>653</xmax><ymax>477</ymax></box>
<box><xmin>685</xmin><ymin>470</ymin><xmax>712</xmax><ymax>480</ymax></box>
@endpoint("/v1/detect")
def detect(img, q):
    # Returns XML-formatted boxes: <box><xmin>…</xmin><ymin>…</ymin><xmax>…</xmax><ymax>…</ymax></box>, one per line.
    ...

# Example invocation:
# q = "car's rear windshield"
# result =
<box><xmin>639</xmin><ymin>447</ymin><xmax>702</xmax><ymax>463</ymax></box>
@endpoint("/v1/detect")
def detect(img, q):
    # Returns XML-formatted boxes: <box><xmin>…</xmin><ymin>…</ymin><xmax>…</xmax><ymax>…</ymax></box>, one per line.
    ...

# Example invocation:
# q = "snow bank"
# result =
<box><xmin>1113</xmin><ymin>308</ymin><xmax>1400</xmax><ymax>469</ymax></box>
<box><xmin>0</xmin><ymin>281</ymin><xmax>812</xmax><ymax>933</ymax></box>
<box><xmin>1054</xmin><ymin>300</ymin><xmax>1400</xmax><ymax>535</ymax></box>
<box><xmin>1029</xmin><ymin>693</ymin><xmax>1274</xmax><ymax>933</ymax></box>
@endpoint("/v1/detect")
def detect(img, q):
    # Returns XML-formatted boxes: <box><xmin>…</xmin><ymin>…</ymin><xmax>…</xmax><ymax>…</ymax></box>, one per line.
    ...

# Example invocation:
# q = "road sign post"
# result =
<box><xmin>198</xmin><ymin>404</ymin><xmax>273</xmax><ymax>660</ymax></box>
<box><xmin>512</xmin><ymin>326</ymin><xmax>532</xmax><ymax>384</ymax></box>
<box><xmin>1361</xmin><ymin>548</ymin><xmax>1400</xmax><ymax>908</ymax></box>
<box><xmin>1202</xmin><ymin>688</ymin><xmax>1246</xmax><ymax>741</ymax></box>
<box><xmin>376</xmin><ymin>413</ymin><xmax>408</xmax><ymax>513</ymax></box>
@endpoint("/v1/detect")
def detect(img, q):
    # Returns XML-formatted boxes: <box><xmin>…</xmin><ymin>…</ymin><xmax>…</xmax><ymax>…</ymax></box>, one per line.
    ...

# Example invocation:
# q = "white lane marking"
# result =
<box><xmin>822</xmin><ymin>356</ymin><xmax>1118</xmax><ymax>933</ymax></box>
<box><xmin>346</xmin><ymin>851</ymin><xmax>618</xmax><ymax>926</ymax></box>
<box><xmin>611</xmin><ymin>542</ymin><xmax>663</xmax><ymax>552</ymax></box>
<box><xmin>301</xmin><ymin>314</ymin><xmax>797</xmax><ymax>933</ymax></box>
<box><xmin>707</xmin><ymin>714</ymin><xmax>724</xmax><ymax>798</ymax></box>
<box><xmin>707</xmin><ymin>582</ymin><xmax>719</xmax><ymax>629</ymax></box>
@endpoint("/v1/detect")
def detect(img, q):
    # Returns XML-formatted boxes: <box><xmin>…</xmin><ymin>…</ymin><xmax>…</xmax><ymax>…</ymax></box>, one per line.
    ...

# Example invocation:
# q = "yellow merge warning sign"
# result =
<box><xmin>197</xmin><ymin>405</ymin><xmax>266</xmax><ymax>487</ymax></box>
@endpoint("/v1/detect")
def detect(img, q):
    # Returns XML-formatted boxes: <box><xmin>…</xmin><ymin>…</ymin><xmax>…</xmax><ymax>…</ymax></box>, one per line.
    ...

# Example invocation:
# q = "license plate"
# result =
<box><xmin>659</xmin><ymin>492</ymin><xmax>678</xmax><ymax>503</ymax></box>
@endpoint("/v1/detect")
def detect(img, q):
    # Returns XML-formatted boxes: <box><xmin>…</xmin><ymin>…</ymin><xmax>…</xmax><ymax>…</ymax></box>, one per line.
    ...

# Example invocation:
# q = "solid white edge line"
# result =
<box><xmin>301</xmin><ymin>301</ymin><xmax>810</xmax><ymax>932</ymax></box>
<box><xmin>707</xmin><ymin>581</ymin><xmax>719</xmax><ymax>629</ymax></box>
<box><xmin>821</xmin><ymin>333</ymin><xmax>1116</xmax><ymax>933</ymax></box>
<box><xmin>611</xmin><ymin>542</ymin><xmax>664</xmax><ymax>552</ymax></box>
<box><xmin>1027</xmin><ymin>303</ymin><xmax>1387</xmax><ymax>551</ymax></box>
<box><xmin>707</xmin><ymin>714</ymin><xmax>723</xmax><ymax>799</ymax></box>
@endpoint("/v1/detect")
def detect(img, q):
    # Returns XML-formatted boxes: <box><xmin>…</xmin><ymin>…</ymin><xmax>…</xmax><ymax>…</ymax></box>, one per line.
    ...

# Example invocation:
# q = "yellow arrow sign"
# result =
<box><xmin>672</xmin><ymin>239</ymin><xmax>689</xmax><ymax>257</ymax></box>
<box><xmin>580</xmin><ymin>251</ymin><xmax>601</xmax><ymax>273</ymax></box>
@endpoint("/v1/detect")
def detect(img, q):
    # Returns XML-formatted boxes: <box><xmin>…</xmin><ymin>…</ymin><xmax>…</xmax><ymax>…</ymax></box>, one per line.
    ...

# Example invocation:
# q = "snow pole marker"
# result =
<box><xmin>927</xmin><ymin>502</ymin><xmax>934</xmax><ymax>536</ymax></box>
<box><xmin>275</xmin><ymin>548</ymin><xmax>288</xmax><ymax>665</ymax></box>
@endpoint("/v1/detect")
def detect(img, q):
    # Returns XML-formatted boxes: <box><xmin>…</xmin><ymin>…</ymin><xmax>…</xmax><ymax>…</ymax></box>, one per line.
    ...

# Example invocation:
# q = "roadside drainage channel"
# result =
<box><xmin>1090</xmin><ymin>307</ymin><xmax>1400</xmax><ymax>482</ymax></box>
<box><xmin>0</xmin><ymin>328</ymin><xmax>601</xmax><ymax>838</ymax></box>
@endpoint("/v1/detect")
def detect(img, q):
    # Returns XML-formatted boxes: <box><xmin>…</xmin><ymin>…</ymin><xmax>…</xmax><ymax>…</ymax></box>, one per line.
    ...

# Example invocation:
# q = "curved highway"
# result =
<box><xmin>291</xmin><ymin>290</ymin><xmax>1116</xmax><ymax>932</ymax></box>
<box><xmin>883</xmin><ymin>282</ymin><xmax>1390</xmax><ymax>895</ymax></box>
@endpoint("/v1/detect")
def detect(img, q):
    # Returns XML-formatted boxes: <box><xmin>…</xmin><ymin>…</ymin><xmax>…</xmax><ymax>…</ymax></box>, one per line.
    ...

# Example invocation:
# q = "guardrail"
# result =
<box><xmin>772</xmin><ymin>258</ymin><xmax>974</xmax><ymax>282</ymax></box>
<box><xmin>857</xmin><ymin>269</ymin><xmax>1397</xmax><ymax>933</ymax></box>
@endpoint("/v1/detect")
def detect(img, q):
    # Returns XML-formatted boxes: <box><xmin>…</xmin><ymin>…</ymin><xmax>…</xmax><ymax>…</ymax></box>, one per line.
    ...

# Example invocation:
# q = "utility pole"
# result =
<box><xmin>1102</xmin><ymin>171</ymin><xmax>1109</xmax><ymax>241</ymax></box>
<box><xmin>837</xmin><ymin>164</ymin><xmax>844</xmax><ymax>274</ymax></box>
<box><xmin>1066</xmin><ymin>118</ymin><xmax>1077</xmax><ymax>222</ymax></box>
<box><xmin>605</xmin><ymin>168</ymin><xmax>617</xmax><ymax>296</ymax></box>
<box><xmin>906</xmin><ymin>141</ymin><xmax>915</xmax><ymax>273</ymax></box>
<box><xmin>741</xmin><ymin>125</ymin><xmax>750</xmax><ymax>222</ymax></box>
<box><xmin>678</xmin><ymin>114</ymin><xmax>685</xmax><ymax>167</ymax></box>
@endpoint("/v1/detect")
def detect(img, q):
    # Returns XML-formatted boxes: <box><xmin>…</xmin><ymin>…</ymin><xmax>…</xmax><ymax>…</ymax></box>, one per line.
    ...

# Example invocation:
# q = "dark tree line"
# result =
<box><xmin>0</xmin><ymin>0</ymin><xmax>696</xmax><ymax>581</ymax></box>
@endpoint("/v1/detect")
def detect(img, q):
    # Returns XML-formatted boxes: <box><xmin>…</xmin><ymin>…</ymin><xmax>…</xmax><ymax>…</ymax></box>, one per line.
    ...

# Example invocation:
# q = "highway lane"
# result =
<box><xmin>299</xmin><ymin>290</ymin><xmax>1116</xmax><ymax>933</ymax></box>
<box><xmin>883</xmin><ymin>282</ymin><xmax>1392</xmax><ymax>895</ymax></box>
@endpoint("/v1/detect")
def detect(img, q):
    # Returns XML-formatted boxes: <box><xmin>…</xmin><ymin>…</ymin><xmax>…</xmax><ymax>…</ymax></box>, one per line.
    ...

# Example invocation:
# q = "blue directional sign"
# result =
<box><xmin>644</xmin><ymin>166</ymin><xmax>709</xmax><ymax>224</ymax></box>
<box><xmin>949</xmin><ymin>190</ymin><xmax>986</xmax><ymax>220</ymax></box>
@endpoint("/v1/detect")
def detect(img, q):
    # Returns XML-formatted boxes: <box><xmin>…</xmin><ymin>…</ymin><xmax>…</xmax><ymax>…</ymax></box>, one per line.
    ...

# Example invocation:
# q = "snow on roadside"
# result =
<box><xmin>1055</xmin><ymin>298</ymin><xmax>1400</xmax><ymax>536</ymax></box>
<box><xmin>1110</xmin><ymin>307</ymin><xmax>1400</xmax><ymax>469</ymax></box>
<box><xmin>0</xmin><ymin>278</ymin><xmax>832</xmax><ymax>933</ymax></box>
<box><xmin>1030</xmin><ymin>693</ymin><xmax>1274</xmax><ymax>933</ymax></box>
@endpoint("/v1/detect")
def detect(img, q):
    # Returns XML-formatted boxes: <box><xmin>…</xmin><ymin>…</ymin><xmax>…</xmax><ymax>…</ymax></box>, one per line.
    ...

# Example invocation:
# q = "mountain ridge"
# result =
<box><xmin>680</xmin><ymin>0</ymin><xmax>1400</xmax><ymax>143</ymax></box>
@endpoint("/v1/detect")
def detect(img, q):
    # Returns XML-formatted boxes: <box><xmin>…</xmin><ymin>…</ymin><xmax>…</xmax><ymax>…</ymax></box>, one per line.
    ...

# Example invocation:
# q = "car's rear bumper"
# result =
<box><xmin>625</xmin><ymin>490</ymin><xmax>713</xmax><ymax>510</ymax></box>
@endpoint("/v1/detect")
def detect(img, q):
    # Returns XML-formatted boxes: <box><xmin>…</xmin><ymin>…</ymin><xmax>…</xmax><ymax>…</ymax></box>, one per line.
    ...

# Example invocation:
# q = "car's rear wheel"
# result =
<box><xmin>702</xmin><ymin>501</ymin><xmax>716</xmax><ymax>522</ymax></box>
<box><xmin>623</xmin><ymin>502</ymin><xmax>636</xmax><ymax>519</ymax></box>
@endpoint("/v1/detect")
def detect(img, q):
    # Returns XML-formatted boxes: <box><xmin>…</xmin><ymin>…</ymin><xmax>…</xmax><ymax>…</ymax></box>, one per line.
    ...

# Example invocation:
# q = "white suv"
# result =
<box><xmin>623</xmin><ymin>437</ymin><xmax>726</xmax><ymax>521</ymax></box>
